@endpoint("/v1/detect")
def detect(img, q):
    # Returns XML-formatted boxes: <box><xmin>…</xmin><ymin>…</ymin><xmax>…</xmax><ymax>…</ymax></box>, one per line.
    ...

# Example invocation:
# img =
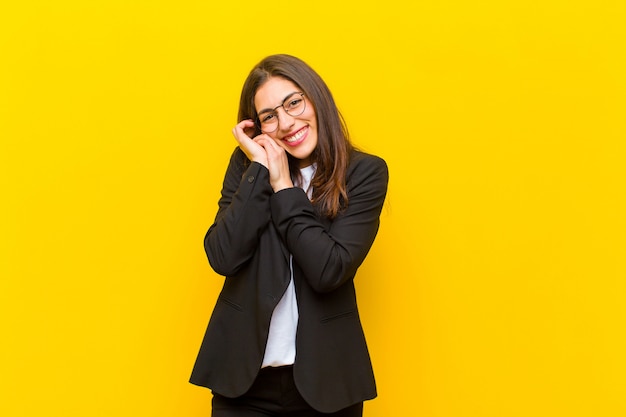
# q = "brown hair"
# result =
<box><xmin>238</xmin><ymin>54</ymin><xmax>353</xmax><ymax>219</ymax></box>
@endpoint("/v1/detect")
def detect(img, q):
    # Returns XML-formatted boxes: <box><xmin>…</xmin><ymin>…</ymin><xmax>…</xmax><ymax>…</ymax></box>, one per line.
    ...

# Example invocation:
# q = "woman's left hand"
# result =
<box><xmin>255</xmin><ymin>137</ymin><xmax>293</xmax><ymax>192</ymax></box>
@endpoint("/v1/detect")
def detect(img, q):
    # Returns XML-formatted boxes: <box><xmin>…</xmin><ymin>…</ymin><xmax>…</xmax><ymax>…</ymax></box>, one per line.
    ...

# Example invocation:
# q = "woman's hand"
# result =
<box><xmin>255</xmin><ymin>136</ymin><xmax>294</xmax><ymax>192</ymax></box>
<box><xmin>232</xmin><ymin>120</ymin><xmax>269</xmax><ymax>168</ymax></box>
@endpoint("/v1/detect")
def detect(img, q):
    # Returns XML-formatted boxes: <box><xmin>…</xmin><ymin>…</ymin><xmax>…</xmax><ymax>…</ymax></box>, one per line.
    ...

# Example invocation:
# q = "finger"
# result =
<box><xmin>232</xmin><ymin>120</ymin><xmax>256</xmax><ymax>141</ymax></box>
<box><xmin>253</xmin><ymin>134</ymin><xmax>275</xmax><ymax>149</ymax></box>
<box><xmin>243</xmin><ymin>124</ymin><xmax>257</xmax><ymax>139</ymax></box>
<box><xmin>261</xmin><ymin>135</ymin><xmax>283</xmax><ymax>154</ymax></box>
<box><xmin>233</xmin><ymin>119</ymin><xmax>255</xmax><ymax>133</ymax></box>
<box><xmin>261</xmin><ymin>140</ymin><xmax>282</xmax><ymax>162</ymax></box>
<box><xmin>236</xmin><ymin>119</ymin><xmax>255</xmax><ymax>129</ymax></box>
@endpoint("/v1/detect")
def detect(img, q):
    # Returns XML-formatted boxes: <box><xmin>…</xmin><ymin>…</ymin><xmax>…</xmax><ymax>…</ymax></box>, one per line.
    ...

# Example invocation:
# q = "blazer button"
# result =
<box><xmin>247</xmin><ymin>175</ymin><xmax>255</xmax><ymax>183</ymax></box>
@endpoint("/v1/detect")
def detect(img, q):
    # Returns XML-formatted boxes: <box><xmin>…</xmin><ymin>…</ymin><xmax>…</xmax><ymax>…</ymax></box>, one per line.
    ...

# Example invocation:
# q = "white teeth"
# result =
<box><xmin>286</xmin><ymin>128</ymin><xmax>306</xmax><ymax>143</ymax></box>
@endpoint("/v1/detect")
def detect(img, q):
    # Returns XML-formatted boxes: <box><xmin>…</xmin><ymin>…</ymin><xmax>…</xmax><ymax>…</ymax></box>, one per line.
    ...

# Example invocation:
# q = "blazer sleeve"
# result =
<box><xmin>204</xmin><ymin>147</ymin><xmax>274</xmax><ymax>276</ymax></box>
<box><xmin>270</xmin><ymin>153</ymin><xmax>389</xmax><ymax>293</ymax></box>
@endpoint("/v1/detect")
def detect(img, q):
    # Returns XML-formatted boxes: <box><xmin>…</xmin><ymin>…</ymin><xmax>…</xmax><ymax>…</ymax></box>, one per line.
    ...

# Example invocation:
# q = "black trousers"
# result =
<box><xmin>211</xmin><ymin>366</ymin><xmax>364</xmax><ymax>417</ymax></box>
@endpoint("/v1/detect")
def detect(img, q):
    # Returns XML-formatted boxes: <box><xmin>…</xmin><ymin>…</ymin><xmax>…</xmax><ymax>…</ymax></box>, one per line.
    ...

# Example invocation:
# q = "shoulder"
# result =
<box><xmin>344</xmin><ymin>150</ymin><xmax>389</xmax><ymax>198</ymax></box>
<box><xmin>347</xmin><ymin>149</ymin><xmax>388</xmax><ymax>179</ymax></box>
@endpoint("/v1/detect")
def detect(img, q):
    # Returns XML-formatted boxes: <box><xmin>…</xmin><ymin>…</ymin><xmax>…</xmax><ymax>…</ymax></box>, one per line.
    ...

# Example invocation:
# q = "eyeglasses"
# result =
<box><xmin>256</xmin><ymin>92</ymin><xmax>306</xmax><ymax>133</ymax></box>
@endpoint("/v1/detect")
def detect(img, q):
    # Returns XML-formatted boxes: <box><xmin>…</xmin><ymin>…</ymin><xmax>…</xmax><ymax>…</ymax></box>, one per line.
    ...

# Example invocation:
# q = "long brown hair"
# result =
<box><xmin>238</xmin><ymin>54</ymin><xmax>353</xmax><ymax>219</ymax></box>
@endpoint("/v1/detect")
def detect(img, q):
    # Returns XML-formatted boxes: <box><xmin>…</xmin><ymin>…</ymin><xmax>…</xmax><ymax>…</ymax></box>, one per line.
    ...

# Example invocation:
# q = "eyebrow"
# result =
<box><xmin>257</xmin><ymin>91</ymin><xmax>301</xmax><ymax>114</ymax></box>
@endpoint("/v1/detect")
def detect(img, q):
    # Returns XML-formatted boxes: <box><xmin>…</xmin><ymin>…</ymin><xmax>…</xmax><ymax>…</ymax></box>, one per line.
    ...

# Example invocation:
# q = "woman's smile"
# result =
<box><xmin>282</xmin><ymin>126</ymin><xmax>309</xmax><ymax>146</ymax></box>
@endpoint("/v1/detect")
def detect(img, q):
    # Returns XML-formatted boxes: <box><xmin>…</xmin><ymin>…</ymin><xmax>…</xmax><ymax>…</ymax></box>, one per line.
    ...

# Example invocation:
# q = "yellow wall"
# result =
<box><xmin>2</xmin><ymin>1</ymin><xmax>625</xmax><ymax>416</ymax></box>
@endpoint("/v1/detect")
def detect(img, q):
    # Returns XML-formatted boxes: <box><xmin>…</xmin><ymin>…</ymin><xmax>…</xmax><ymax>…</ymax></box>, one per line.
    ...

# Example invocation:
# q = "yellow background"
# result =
<box><xmin>2</xmin><ymin>1</ymin><xmax>625</xmax><ymax>416</ymax></box>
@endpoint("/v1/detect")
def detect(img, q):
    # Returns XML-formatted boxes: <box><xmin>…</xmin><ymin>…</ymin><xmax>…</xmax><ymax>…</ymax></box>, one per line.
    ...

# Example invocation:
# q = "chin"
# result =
<box><xmin>290</xmin><ymin>148</ymin><xmax>315</xmax><ymax>163</ymax></box>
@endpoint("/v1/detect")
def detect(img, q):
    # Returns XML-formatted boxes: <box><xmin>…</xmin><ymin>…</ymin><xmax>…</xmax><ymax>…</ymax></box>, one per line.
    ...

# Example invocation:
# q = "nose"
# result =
<box><xmin>277</xmin><ymin>108</ymin><xmax>295</xmax><ymax>132</ymax></box>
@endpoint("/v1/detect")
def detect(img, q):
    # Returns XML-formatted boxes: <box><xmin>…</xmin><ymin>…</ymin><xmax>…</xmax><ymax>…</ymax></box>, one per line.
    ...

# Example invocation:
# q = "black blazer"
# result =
<box><xmin>190</xmin><ymin>147</ymin><xmax>389</xmax><ymax>413</ymax></box>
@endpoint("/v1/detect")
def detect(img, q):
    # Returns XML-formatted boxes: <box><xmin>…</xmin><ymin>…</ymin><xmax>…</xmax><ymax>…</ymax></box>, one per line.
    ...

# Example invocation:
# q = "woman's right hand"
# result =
<box><xmin>232</xmin><ymin>120</ymin><xmax>269</xmax><ymax>168</ymax></box>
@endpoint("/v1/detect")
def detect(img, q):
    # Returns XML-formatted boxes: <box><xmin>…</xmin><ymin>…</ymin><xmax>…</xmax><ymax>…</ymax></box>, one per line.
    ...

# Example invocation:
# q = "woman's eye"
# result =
<box><xmin>261</xmin><ymin>113</ymin><xmax>275</xmax><ymax>123</ymax></box>
<box><xmin>287</xmin><ymin>98</ymin><xmax>302</xmax><ymax>109</ymax></box>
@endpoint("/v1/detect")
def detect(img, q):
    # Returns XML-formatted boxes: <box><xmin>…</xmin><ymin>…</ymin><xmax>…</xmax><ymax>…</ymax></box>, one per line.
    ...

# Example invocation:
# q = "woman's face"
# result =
<box><xmin>254</xmin><ymin>77</ymin><xmax>318</xmax><ymax>167</ymax></box>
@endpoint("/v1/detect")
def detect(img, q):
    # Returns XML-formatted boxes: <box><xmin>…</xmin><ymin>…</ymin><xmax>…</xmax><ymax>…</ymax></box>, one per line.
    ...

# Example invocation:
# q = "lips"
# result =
<box><xmin>282</xmin><ymin>126</ymin><xmax>308</xmax><ymax>146</ymax></box>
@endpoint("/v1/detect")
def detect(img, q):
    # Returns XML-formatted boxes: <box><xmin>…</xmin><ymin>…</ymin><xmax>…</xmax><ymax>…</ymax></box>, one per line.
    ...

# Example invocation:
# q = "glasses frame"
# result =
<box><xmin>256</xmin><ymin>92</ymin><xmax>306</xmax><ymax>134</ymax></box>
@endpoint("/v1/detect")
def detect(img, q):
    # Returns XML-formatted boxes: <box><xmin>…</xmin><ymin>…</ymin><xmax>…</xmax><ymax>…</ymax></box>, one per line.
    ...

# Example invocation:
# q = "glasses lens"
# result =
<box><xmin>284</xmin><ymin>93</ymin><xmax>305</xmax><ymax>117</ymax></box>
<box><xmin>258</xmin><ymin>112</ymin><xmax>278</xmax><ymax>133</ymax></box>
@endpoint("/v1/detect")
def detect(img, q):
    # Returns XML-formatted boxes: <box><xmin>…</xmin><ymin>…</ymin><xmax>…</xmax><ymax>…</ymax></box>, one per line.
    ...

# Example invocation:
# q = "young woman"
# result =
<box><xmin>190</xmin><ymin>54</ymin><xmax>389</xmax><ymax>416</ymax></box>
